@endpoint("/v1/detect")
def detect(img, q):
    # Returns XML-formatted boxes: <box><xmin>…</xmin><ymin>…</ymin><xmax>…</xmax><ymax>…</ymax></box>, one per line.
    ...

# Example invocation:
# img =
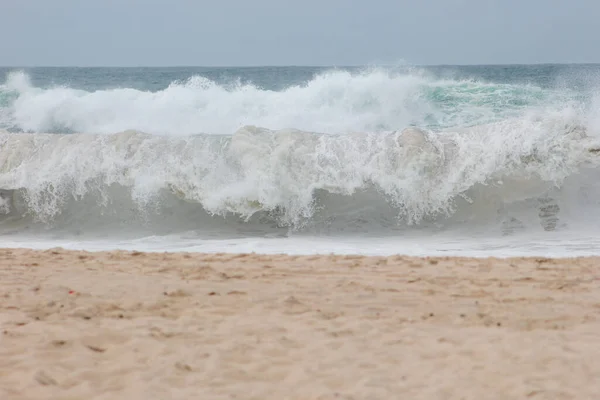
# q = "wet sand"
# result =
<box><xmin>1</xmin><ymin>248</ymin><xmax>599</xmax><ymax>399</ymax></box>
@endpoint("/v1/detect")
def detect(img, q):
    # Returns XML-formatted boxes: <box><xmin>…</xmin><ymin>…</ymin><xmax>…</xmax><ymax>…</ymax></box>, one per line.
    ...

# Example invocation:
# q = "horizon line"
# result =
<box><xmin>1</xmin><ymin>62</ymin><xmax>600</xmax><ymax>69</ymax></box>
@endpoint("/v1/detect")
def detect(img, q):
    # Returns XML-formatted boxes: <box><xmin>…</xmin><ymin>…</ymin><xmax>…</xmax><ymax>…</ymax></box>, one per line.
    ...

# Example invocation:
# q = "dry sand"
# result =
<box><xmin>1</xmin><ymin>249</ymin><xmax>599</xmax><ymax>399</ymax></box>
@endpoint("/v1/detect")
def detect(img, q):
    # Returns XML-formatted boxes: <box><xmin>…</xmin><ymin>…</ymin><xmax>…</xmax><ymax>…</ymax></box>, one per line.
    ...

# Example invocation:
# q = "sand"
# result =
<box><xmin>1</xmin><ymin>249</ymin><xmax>599</xmax><ymax>399</ymax></box>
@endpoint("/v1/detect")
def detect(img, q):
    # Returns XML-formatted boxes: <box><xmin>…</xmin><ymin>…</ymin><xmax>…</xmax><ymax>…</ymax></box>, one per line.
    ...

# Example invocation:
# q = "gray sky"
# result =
<box><xmin>1</xmin><ymin>0</ymin><xmax>598</xmax><ymax>66</ymax></box>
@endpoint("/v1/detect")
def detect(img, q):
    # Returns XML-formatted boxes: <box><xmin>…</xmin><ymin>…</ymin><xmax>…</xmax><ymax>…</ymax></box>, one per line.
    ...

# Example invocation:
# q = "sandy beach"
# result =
<box><xmin>1</xmin><ymin>249</ymin><xmax>599</xmax><ymax>399</ymax></box>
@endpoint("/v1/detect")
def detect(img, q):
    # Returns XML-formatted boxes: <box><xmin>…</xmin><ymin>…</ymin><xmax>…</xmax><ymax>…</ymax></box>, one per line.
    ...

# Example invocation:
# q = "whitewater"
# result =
<box><xmin>2</xmin><ymin>65</ymin><xmax>600</xmax><ymax>256</ymax></box>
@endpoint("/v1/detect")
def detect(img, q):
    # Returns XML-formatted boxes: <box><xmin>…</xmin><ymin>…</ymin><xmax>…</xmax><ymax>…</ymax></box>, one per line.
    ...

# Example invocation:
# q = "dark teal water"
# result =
<box><xmin>2</xmin><ymin>64</ymin><xmax>600</xmax><ymax>91</ymax></box>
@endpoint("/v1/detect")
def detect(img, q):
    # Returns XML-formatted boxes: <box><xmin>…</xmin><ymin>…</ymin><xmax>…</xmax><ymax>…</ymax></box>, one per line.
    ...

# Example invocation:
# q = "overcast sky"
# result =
<box><xmin>1</xmin><ymin>0</ymin><xmax>598</xmax><ymax>66</ymax></box>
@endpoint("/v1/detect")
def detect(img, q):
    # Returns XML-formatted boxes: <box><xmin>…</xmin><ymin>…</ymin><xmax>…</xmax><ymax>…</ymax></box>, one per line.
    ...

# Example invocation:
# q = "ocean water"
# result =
<box><xmin>1</xmin><ymin>64</ymin><xmax>600</xmax><ymax>257</ymax></box>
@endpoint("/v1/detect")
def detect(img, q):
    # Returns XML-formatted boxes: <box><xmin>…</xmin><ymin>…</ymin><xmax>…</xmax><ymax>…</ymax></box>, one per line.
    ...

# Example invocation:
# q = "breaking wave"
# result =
<box><xmin>1</xmin><ymin>68</ymin><xmax>600</xmax><ymax>238</ymax></box>
<box><xmin>0</xmin><ymin>121</ymin><xmax>599</xmax><ymax>235</ymax></box>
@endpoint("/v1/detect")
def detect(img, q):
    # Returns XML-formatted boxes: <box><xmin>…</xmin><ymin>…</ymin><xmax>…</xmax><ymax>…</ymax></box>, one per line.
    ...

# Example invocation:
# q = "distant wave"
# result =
<box><xmin>0</xmin><ymin>69</ymin><xmax>570</xmax><ymax>135</ymax></box>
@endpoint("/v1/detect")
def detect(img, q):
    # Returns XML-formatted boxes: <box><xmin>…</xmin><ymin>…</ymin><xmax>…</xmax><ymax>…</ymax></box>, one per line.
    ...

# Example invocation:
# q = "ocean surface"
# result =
<box><xmin>2</xmin><ymin>64</ymin><xmax>600</xmax><ymax>257</ymax></box>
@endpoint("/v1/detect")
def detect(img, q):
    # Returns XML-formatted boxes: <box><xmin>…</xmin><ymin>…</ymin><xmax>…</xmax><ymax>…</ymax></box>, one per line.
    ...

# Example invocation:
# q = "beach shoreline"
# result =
<box><xmin>1</xmin><ymin>248</ymin><xmax>599</xmax><ymax>399</ymax></box>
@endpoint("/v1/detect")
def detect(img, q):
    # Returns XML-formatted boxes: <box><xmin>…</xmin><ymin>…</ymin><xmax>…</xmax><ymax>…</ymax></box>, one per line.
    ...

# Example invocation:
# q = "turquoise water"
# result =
<box><xmin>1</xmin><ymin>65</ymin><xmax>600</xmax><ymax>256</ymax></box>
